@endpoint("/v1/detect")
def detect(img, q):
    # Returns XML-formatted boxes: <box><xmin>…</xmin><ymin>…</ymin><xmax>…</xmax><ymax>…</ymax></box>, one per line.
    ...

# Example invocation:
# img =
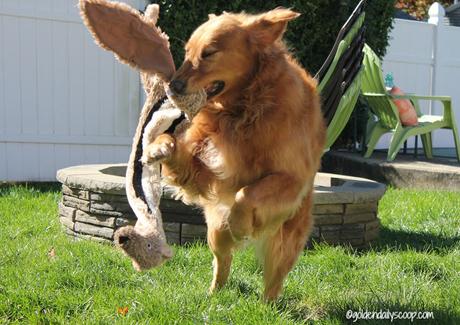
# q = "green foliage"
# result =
<box><xmin>150</xmin><ymin>0</ymin><xmax>396</xmax><ymax>73</ymax></box>
<box><xmin>1</xmin><ymin>185</ymin><xmax>459</xmax><ymax>323</ymax></box>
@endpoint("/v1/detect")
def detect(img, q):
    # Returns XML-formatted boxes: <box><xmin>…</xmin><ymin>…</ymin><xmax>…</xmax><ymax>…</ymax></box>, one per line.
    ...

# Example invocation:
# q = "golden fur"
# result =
<box><xmin>153</xmin><ymin>8</ymin><xmax>326</xmax><ymax>300</ymax></box>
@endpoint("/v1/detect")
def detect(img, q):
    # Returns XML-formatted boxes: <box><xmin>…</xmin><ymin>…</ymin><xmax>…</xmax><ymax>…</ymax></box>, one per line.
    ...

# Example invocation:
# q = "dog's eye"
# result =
<box><xmin>202</xmin><ymin>50</ymin><xmax>218</xmax><ymax>59</ymax></box>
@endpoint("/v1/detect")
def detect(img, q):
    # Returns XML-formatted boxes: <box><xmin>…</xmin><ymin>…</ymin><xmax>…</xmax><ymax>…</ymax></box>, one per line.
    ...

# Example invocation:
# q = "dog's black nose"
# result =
<box><xmin>169</xmin><ymin>79</ymin><xmax>186</xmax><ymax>95</ymax></box>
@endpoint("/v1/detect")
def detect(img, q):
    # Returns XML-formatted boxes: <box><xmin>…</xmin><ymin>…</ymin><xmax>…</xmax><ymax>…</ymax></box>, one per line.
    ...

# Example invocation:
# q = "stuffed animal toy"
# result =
<box><xmin>79</xmin><ymin>0</ymin><xmax>206</xmax><ymax>271</ymax></box>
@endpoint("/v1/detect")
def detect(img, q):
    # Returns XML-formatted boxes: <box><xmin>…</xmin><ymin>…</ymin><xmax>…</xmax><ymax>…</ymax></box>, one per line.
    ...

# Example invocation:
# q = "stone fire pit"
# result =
<box><xmin>56</xmin><ymin>164</ymin><xmax>385</xmax><ymax>248</ymax></box>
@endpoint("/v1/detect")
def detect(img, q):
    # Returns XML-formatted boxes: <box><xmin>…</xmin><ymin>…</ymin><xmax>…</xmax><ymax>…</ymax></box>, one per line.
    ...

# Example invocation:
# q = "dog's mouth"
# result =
<box><xmin>205</xmin><ymin>81</ymin><xmax>225</xmax><ymax>99</ymax></box>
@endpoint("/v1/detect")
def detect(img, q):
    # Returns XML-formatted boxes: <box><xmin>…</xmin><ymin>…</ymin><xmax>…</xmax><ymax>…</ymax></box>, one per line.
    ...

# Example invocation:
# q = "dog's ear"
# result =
<box><xmin>247</xmin><ymin>8</ymin><xmax>300</xmax><ymax>47</ymax></box>
<box><xmin>79</xmin><ymin>0</ymin><xmax>175</xmax><ymax>80</ymax></box>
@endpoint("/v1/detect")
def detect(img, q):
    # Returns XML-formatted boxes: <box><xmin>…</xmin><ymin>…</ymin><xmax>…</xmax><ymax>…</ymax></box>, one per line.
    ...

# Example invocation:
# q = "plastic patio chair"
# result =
<box><xmin>316</xmin><ymin>0</ymin><xmax>366</xmax><ymax>151</ymax></box>
<box><xmin>361</xmin><ymin>44</ymin><xmax>460</xmax><ymax>162</ymax></box>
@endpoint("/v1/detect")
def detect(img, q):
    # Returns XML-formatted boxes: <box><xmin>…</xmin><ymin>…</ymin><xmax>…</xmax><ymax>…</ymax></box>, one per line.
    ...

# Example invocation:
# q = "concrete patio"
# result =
<box><xmin>322</xmin><ymin>150</ymin><xmax>460</xmax><ymax>190</ymax></box>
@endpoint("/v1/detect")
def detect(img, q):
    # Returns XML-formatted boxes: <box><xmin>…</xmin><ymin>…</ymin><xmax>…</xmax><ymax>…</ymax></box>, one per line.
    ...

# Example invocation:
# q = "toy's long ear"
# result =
<box><xmin>79</xmin><ymin>0</ymin><xmax>175</xmax><ymax>80</ymax></box>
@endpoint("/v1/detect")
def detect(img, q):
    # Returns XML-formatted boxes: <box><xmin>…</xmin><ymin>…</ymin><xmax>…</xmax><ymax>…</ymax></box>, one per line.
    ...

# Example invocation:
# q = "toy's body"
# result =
<box><xmin>80</xmin><ymin>0</ymin><xmax>206</xmax><ymax>270</ymax></box>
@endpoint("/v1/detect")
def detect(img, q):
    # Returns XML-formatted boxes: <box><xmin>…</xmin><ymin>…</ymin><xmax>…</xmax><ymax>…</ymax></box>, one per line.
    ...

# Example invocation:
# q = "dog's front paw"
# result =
<box><xmin>141</xmin><ymin>138</ymin><xmax>175</xmax><ymax>165</ymax></box>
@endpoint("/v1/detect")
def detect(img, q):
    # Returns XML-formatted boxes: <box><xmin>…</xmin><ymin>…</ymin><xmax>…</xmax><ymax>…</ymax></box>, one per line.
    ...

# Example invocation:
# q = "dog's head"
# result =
<box><xmin>169</xmin><ymin>8</ymin><xmax>300</xmax><ymax>102</ymax></box>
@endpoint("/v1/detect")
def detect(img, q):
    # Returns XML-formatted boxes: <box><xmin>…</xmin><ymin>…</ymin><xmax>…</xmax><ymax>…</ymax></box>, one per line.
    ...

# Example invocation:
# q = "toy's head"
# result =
<box><xmin>114</xmin><ymin>225</ymin><xmax>172</xmax><ymax>271</ymax></box>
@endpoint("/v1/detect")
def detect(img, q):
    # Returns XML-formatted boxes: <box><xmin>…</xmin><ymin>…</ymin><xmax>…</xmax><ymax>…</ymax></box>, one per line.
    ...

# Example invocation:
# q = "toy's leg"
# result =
<box><xmin>260</xmin><ymin>192</ymin><xmax>313</xmax><ymax>301</ymax></box>
<box><xmin>207</xmin><ymin>218</ymin><xmax>235</xmax><ymax>293</ymax></box>
<box><xmin>228</xmin><ymin>173</ymin><xmax>309</xmax><ymax>241</ymax></box>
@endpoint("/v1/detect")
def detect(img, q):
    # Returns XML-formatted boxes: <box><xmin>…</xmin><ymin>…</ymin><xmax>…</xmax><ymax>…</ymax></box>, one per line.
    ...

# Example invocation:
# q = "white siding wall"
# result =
<box><xmin>380</xmin><ymin>18</ymin><xmax>460</xmax><ymax>149</ymax></box>
<box><xmin>0</xmin><ymin>0</ymin><xmax>147</xmax><ymax>181</ymax></box>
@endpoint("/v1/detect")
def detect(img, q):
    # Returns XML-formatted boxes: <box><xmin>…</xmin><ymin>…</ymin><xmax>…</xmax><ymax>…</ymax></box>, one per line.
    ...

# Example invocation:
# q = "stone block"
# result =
<box><xmin>314</xmin><ymin>214</ymin><xmax>343</xmax><ymax>225</ymax></box>
<box><xmin>163</xmin><ymin>222</ymin><xmax>180</xmax><ymax>233</ymax></box>
<box><xmin>60</xmin><ymin>216</ymin><xmax>74</xmax><ymax>230</ymax></box>
<box><xmin>365</xmin><ymin>227</ymin><xmax>380</xmax><ymax>242</ymax></box>
<box><xmin>89</xmin><ymin>192</ymin><xmax>127</xmax><ymax>203</ymax></box>
<box><xmin>115</xmin><ymin>218</ymin><xmax>136</xmax><ymax>227</ymax></box>
<box><xmin>340</xmin><ymin>223</ymin><xmax>365</xmax><ymax>239</ymax></box>
<box><xmin>165</xmin><ymin>231</ymin><xmax>180</xmax><ymax>245</ymax></box>
<box><xmin>89</xmin><ymin>208</ymin><xmax>123</xmax><ymax>217</ymax></box>
<box><xmin>90</xmin><ymin>201</ymin><xmax>133</xmax><ymax>213</ymax></box>
<box><xmin>62</xmin><ymin>185</ymin><xmax>89</xmax><ymax>200</ymax></box>
<box><xmin>343</xmin><ymin>213</ymin><xmax>376</xmax><ymax>224</ymax></box>
<box><xmin>74</xmin><ymin>232</ymin><xmax>112</xmax><ymax>244</ymax></box>
<box><xmin>345</xmin><ymin>202</ymin><xmax>378</xmax><ymax>214</ymax></box>
<box><xmin>181</xmin><ymin>224</ymin><xmax>207</xmax><ymax>238</ymax></box>
<box><xmin>338</xmin><ymin>238</ymin><xmax>364</xmax><ymax>246</ymax></box>
<box><xmin>313</xmin><ymin>204</ymin><xmax>344</xmax><ymax>215</ymax></box>
<box><xmin>320</xmin><ymin>225</ymin><xmax>341</xmax><ymax>243</ymax></box>
<box><xmin>63</xmin><ymin>195</ymin><xmax>90</xmax><ymax>212</ymax></box>
<box><xmin>74</xmin><ymin>222</ymin><xmax>113</xmax><ymax>239</ymax></box>
<box><xmin>365</xmin><ymin>219</ymin><xmax>380</xmax><ymax>231</ymax></box>
<box><xmin>75</xmin><ymin>210</ymin><xmax>115</xmax><ymax>228</ymax></box>
<box><xmin>59</xmin><ymin>201</ymin><xmax>76</xmax><ymax>221</ymax></box>
<box><xmin>311</xmin><ymin>226</ymin><xmax>320</xmax><ymax>238</ymax></box>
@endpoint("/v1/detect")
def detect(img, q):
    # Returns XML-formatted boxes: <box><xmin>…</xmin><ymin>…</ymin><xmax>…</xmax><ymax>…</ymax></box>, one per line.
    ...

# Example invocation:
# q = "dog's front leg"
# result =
<box><xmin>228</xmin><ymin>173</ymin><xmax>309</xmax><ymax>240</ymax></box>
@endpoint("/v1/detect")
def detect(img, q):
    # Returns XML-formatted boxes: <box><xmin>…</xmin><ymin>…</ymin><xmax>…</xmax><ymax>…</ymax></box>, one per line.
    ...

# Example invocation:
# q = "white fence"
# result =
<box><xmin>380</xmin><ymin>4</ymin><xmax>460</xmax><ymax>149</ymax></box>
<box><xmin>0</xmin><ymin>0</ymin><xmax>147</xmax><ymax>181</ymax></box>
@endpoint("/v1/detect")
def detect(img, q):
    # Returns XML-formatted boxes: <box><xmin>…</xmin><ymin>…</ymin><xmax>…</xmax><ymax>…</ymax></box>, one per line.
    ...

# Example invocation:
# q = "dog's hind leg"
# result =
<box><xmin>206</xmin><ymin>218</ymin><xmax>236</xmax><ymax>293</ymax></box>
<box><xmin>260</xmin><ymin>191</ymin><xmax>314</xmax><ymax>301</ymax></box>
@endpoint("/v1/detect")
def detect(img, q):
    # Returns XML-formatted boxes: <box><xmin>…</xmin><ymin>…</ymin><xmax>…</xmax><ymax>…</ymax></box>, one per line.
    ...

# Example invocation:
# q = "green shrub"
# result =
<box><xmin>150</xmin><ymin>0</ymin><xmax>395</xmax><ymax>73</ymax></box>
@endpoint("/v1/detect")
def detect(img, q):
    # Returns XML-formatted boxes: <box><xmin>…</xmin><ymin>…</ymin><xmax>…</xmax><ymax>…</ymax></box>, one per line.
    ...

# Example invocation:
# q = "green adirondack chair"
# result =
<box><xmin>316</xmin><ymin>0</ymin><xmax>366</xmax><ymax>151</ymax></box>
<box><xmin>361</xmin><ymin>44</ymin><xmax>460</xmax><ymax>162</ymax></box>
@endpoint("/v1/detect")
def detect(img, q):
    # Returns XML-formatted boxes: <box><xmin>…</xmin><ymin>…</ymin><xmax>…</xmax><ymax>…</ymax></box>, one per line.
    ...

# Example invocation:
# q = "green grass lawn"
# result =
<box><xmin>0</xmin><ymin>185</ymin><xmax>459</xmax><ymax>324</ymax></box>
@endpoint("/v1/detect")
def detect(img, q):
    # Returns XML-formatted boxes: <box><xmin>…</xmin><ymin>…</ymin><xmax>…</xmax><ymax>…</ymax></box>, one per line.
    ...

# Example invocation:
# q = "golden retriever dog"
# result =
<box><xmin>150</xmin><ymin>8</ymin><xmax>326</xmax><ymax>300</ymax></box>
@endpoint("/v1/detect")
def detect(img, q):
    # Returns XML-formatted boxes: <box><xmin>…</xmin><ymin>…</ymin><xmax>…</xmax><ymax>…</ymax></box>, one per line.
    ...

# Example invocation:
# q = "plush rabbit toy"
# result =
<box><xmin>80</xmin><ymin>0</ymin><xmax>206</xmax><ymax>271</ymax></box>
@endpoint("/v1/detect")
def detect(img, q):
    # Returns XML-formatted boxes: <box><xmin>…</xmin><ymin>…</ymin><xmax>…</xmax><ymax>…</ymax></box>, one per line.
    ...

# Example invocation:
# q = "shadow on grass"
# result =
<box><xmin>0</xmin><ymin>182</ymin><xmax>61</xmax><ymax>196</ymax></box>
<box><xmin>275</xmin><ymin>297</ymin><xmax>459</xmax><ymax>324</ymax></box>
<box><xmin>370</xmin><ymin>226</ymin><xmax>460</xmax><ymax>253</ymax></box>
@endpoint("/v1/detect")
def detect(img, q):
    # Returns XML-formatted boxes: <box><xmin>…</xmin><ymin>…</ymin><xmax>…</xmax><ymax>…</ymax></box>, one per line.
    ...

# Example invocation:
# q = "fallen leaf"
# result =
<box><xmin>117</xmin><ymin>306</ymin><xmax>128</xmax><ymax>316</ymax></box>
<box><xmin>48</xmin><ymin>247</ymin><xmax>56</xmax><ymax>259</ymax></box>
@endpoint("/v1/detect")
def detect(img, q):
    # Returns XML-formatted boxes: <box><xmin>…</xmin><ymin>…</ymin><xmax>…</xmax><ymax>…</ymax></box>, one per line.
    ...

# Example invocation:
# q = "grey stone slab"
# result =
<box><xmin>314</xmin><ymin>214</ymin><xmax>343</xmax><ymax>225</ymax></box>
<box><xmin>75</xmin><ymin>210</ymin><xmax>115</xmax><ymax>228</ymax></box>
<box><xmin>74</xmin><ymin>222</ymin><xmax>114</xmax><ymax>239</ymax></box>
<box><xmin>59</xmin><ymin>216</ymin><xmax>74</xmax><ymax>230</ymax></box>
<box><xmin>340</xmin><ymin>224</ymin><xmax>365</xmax><ymax>239</ymax></box>
<box><xmin>89</xmin><ymin>208</ymin><xmax>124</xmax><ymax>217</ymax></box>
<box><xmin>339</xmin><ymin>238</ymin><xmax>364</xmax><ymax>246</ymax></box>
<box><xmin>181</xmin><ymin>236</ymin><xmax>206</xmax><ymax>245</ymax></box>
<box><xmin>311</xmin><ymin>226</ymin><xmax>320</xmax><ymax>237</ymax></box>
<box><xmin>365</xmin><ymin>219</ymin><xmax>380</xmax><ymax>231</ymax></box>
<box><xmin>312</xmin><ymin>204</ymin><xmax>344</xmax><ymax>215</ymax></box>
<box><xmin>165</xmin><ymin>231</ymin><xmax>180</xmax><ymax>245</ymax></box>
<box><xmin>343</xmin><ymin>213</ymin><xmax>376</xmax><ymax>224</ymax></box>
<box><xmin>59</xmin><ymin>201</ymin><xmax>76</xmax><ymax>221</ymax></box>
<box><xmin>62</xmin><ymin>185</ymin><xmax>90</xmax><ymax>200</ymax></box>
<box><xmin>115</xmin><ymin>217</ymin><xmax>137</xmax><ymax>227</ymax></box>
<box><xmin>345</xmin><ymin>202</ymin><xmax>378</xmax><ymax>214</ymax></box>
<box><xmin>313</xmin><ymin>189</ymin><xmax>354</xmax><ymax>204</ymax></box>
<box><xmin>74</xmin><ymin>232</ymin><xmax>112</xmax><ymax>244</ymax></box>
<box><xmin>89</xmin><ymin>192</ymin><xmax>128</xmax><ymax>203</ymax></box>
<box><xmin>181</xmin><ymin>223</ymin><xmax>207</xmax><ymax>237</ymax></box>
<box><xmin>163</xmin><ymin>222</ymin><xmax>180</xmax><ymax>233</ymax></box>
<box><xmin>91</xmin><ymin>201</ymin><xmax>133</xmax><ymax>213</ymax></box>
<box><xmin>365</xmin><ymin>227</ymin><xmax>380</xmax><ymax>242</ymax></box>
<box><xmin>62</xmin><ymin>195</ymin><xmax>90</xmax><ymax>212</ymax></box>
